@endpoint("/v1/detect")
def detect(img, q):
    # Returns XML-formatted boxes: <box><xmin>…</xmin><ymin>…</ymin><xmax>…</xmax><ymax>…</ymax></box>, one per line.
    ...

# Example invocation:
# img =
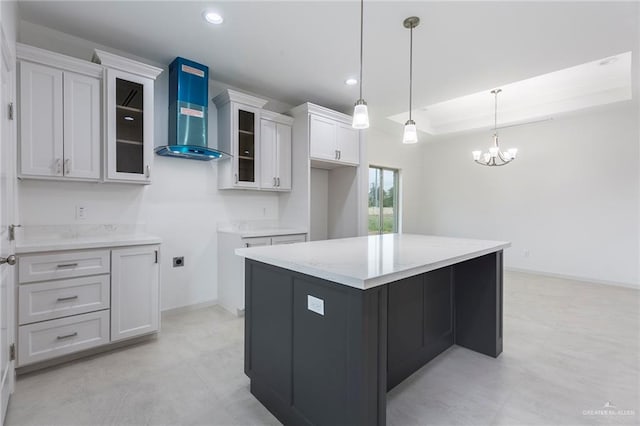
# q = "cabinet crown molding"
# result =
<box><xmin>261</xmin><ymin>110</ymin><xmax>294</xmax><ymax>126</ymax></box>
<box><xmin>213</xmin><ymin>89</ymin><xmax>268</xmax><ymax>109</ymax></box>
<box><xmin>290</xmin><ymin>102</ymin><xmax>353</xmax><ymax>125</ymax></box>
<box><xmin>17</xmin><ymin>43</ymin><xmax>103</xmax><ymax>78</ymax></box>
<box><xmin>92</xmin><ymin>49</ymin><xmax>162</xmax><ymax>80</ymax></box>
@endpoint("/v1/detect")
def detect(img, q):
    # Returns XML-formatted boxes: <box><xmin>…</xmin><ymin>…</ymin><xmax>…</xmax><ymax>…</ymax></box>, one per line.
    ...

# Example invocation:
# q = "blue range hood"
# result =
<box><xmin>155</xmin><ymin>57</ymin><xmax>229</xmax><ymax>161</ymax></box>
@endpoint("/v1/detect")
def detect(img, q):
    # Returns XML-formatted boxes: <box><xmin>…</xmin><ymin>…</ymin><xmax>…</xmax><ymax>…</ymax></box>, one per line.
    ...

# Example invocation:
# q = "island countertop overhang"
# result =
<box><xmin>235</xmin><ymin>233</ymin><xmax>510</xmax><ymax>290</ymax></box>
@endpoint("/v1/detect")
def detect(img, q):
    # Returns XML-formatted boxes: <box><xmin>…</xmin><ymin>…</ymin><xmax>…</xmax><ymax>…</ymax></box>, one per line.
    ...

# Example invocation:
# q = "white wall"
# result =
<box><xmin>366</xmin><ymin>126</ymin><xmax>424</xmax><ymax>233</ymax></box>
<box><xmin>309</xmin><ymin>168</ymin><xmax>328</xmax><ymax>241</ymax></box>
<box><xmin>419</xmin><ymin>103</ymin><xmax>639</xmax><ymax>288</ymax></box>
<box><xmin>16</xmin><ymin>21</ymin><xmax>287</xmax><ymax>310</ymax></box>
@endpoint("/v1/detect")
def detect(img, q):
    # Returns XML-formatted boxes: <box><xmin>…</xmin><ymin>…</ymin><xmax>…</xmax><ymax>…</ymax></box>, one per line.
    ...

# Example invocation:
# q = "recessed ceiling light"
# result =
<box><xmin>599</xmin><ymin>57</ymin><xmax>618</xmax><ymax>66</ymax></box>
<box><xmin>345</xmin><ymin>78</ymin><xmax>358</xmax><ymax>86</ymax></box>
<box><xmin>204</xmin><ymin>11</ymin><xmax>224</xmax><ymax>25</ymax></box>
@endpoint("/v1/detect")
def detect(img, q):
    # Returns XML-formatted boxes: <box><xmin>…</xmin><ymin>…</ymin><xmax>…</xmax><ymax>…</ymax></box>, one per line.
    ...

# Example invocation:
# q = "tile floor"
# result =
<box><xmin>6</xmin><ymin>271</ymin><xmax>640</xmax><ymax>426</ymax></box>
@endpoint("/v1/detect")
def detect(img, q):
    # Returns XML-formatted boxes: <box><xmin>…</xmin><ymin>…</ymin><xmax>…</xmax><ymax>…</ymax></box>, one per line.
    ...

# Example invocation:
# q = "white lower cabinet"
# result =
<box><xmin>218</xmin><ymin>231</ymin><xmax>306</xmax><ymax>316</ymax></box>
<box><xmin>16</xmin><ymin>243</ymin><xmax>161</xmax><ymax>367</ymax></box>
<box><xmin>18</xmin><ymin>310</ymin><xmax>110</xmax><ymax>366</ymax></box>
<box><xmin>110</xmin><ymin>245</ymin><xmax>160</xmax><ymax>342</ymax></box>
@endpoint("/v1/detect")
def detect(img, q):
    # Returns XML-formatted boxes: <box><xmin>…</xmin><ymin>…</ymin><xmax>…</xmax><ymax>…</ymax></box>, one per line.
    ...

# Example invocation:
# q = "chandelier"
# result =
<box><xmin>472</xmin><ymin>89</ymin><xmax>518</xmax><ymax>166</ymax></box>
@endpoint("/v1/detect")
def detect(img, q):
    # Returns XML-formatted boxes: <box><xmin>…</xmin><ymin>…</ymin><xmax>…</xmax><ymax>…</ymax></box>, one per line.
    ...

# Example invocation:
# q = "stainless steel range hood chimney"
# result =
<box><xmin>155</xmin><ymin>57</ymin><xmax>229</xmax><ymax>161</ymax></box>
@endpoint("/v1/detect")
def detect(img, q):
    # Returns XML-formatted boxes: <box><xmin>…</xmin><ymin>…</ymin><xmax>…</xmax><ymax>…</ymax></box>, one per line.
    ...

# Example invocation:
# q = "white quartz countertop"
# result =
<box><xmin>236</xmin><ymin>233</ymin><xmax>510</xmax><ymax>290</ymax></box>
<box><xmin>218</xmin><ymin>226</ymin><xmax>307</xmax><ymax>238</ymax></box>
<box><xmin>16</xmin><ymin>234</ymin><xmax>162</xmax><ymax>254</ymax></box>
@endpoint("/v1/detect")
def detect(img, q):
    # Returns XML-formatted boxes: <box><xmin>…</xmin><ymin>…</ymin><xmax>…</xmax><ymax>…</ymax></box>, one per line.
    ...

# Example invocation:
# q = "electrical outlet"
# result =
<box><xmin>173</xmin><ymin>256</ymin><xmax>185</xmax><ymax>267</ymax></box>
<box><xmin>76</xmin><ymin>205</ymin><xmax>87</xmax><ymax>220</ymax></box>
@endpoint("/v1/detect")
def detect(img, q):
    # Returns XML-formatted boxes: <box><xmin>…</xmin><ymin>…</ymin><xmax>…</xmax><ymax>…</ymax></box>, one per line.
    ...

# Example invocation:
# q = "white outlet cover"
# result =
<box><xmin>76</xmin><ymin>206</ymin><xmax>87</xmax><ymax>220</ymax></box>
<box><xmin>307</xmin><ymin>295</ymin><xmax>324</xmax><ymax>316</ymax></box>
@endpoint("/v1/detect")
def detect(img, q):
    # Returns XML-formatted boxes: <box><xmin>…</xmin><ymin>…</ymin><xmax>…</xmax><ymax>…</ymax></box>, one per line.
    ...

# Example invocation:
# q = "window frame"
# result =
<box><xmin>368</xmin><ymin>165</ymin><xmax>400</xmax><ymax>235</ymax></box>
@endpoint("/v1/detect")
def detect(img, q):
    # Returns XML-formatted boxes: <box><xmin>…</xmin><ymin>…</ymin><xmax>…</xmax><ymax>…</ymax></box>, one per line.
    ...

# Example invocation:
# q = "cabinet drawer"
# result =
<box><xmin>18</xmin><ymin>310</ymin><xmax>110</xmax><ymax>366</ymax></box>
<box><xmin>271</xmin><ymin>234</ymin><xmax>307</xmax><ymax>245</ymax></box>
<box><xmin>241</xmin><ymin>237</ymin><xmax>271</xmax><ymax>248</ymax></box>
<box><xmin>19</xmin><ymin>275</ymin><xmax>110</xmax><ymax>325</ymax></box>
<box><xmin>19</xmin><ymin>249</ymin><xmax>110</xmax><ymax>283</ymax></box>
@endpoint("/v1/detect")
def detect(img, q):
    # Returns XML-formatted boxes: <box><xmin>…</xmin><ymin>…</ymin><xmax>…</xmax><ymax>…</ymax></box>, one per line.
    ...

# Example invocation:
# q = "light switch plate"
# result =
<box><xmin>307</xmin><ymin>295</ymin><xmax>324</xmax><ymax>316</ymax></box>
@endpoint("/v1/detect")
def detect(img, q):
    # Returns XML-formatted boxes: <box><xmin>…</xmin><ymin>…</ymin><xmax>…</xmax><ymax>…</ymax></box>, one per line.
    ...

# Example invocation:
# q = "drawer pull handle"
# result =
<box><xmin>56</xmin><ymin>332</ymin><xmax>78</xmax><ymax>340</ymax></box>
<box><xmin>56</xmin><ymin>295</ymin><xmax>79</xmax><ymax>302</ymax></box>
<box><xmin>57</xmin><ymin>263</ymin><xmax>78</xmax><ymax>268</ymax></box>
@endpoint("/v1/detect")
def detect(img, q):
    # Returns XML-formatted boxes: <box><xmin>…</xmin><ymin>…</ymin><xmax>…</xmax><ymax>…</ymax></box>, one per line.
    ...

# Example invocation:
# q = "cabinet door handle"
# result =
<box><xmin>338</xmin><ymin>150</ymin><xmax>341</xmax><ymax>160</ymax></box>
<box><xmin>277</xmin><ymin>177</ymin><xmax>280</xmax><ymax>187</ymax></box>
<box><xmin>235</xmin><ymin>173</ymin><xmax>238</xmax><ymax>184</ymax></box>
<box><xmin>273</xmin><ymin>177</ymin><xmax>276</xmax><ymax>187</ymax></box>
<box><xmin>56</xmin><ymin>263</ymin><xmax>78</xmax><ymax>268</ymax></box>
<box><xmin>55</xmin><ymin>158</ymin><xmax>62</xmax><ymax>175</ymax></box>
<box><xmin>64</xmin><ymin>159</ymin><xmax>71</xmax><ymax>175</ymax></box>
<box><xmin>145</xmin><ymin>165</ymin><xmax>151</xmax><ymax>178</ymax></box>
<box><xmin>56</xmin><ymin>332</ymin><xmax>78</xmax><ymax>340</ymax></box>
<box><xmin>56</xmin><ymin>295</ymin><xmax>78</xmax><ymax>302</ymax></box>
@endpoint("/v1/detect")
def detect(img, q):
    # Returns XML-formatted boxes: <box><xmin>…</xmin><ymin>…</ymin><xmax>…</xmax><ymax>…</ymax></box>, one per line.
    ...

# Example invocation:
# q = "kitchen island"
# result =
<box><xmin>236</xmin><ymin>234</ymin><xmax>510</xmax><ymax>425</ymax></box>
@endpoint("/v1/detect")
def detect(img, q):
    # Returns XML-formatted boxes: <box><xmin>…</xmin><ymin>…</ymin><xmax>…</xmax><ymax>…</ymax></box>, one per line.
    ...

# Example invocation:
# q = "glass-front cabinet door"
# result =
<box><xmin>105</xmin><ymin>69</ymin><xmax>154</xmax><ymax>183</ymax></box>
<box><xmin>233</xmin><ymin>103</ymin><xmax>261</xmax><ymax>188</ymax></box>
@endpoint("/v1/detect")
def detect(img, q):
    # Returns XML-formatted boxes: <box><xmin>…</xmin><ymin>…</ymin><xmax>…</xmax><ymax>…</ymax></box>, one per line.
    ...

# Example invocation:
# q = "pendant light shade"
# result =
<box><xmin>352</xmin><ymin>0</ymin><xmax>369</xmax><ymax>129</ymax></box>
<box><xmin>353</xmin><ymin>100</ymin><xmax>370</xmax><ymax>129</ymax></box>
<box><xmin>402</xmin><ymin>16</ymin><xmax>420</xmax><ymax>144</ymax></box>
<box><xmin>402</xmin><ymin>120</ymin><xmax>418</xmax><ymax>144</ymax></box>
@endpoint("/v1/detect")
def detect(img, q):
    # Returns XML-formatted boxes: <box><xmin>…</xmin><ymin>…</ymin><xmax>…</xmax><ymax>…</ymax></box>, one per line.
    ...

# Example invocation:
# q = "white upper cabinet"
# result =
<box><xmin>93</xmin><ymin>50</ymin><xmax>162</xmax><ymax>184</ymax></box>
<box><xmin>19</xmin><ymin>61</ymin><xmax>64</xmax><ymax>178</ymax></box>
<box><xmin>335</xmin><ymin>122</ymin><xmax>359</xmax><ymax>165</ymax></box>
<box><xmin>260</xmin><ymin>111</ymin><xmax>293</xmax><ymax>191</ymax></box>
<box><xmin>18</xmin><ymin>45</ymin><xmax>103</xmax><ymax>181</ymax></box>
<box><xmin>213</xmin><ymin>89</ymin><xmax>268</xmax><ymax>190</ymax></box>
<box><xmin>304</xmin><ymin>105</ymin><xmax>361</xmax><ymax>167</ymax></box>
<box><xmin>260</xmin><ymin>119</ymin><xmax>277</xmax><ymax>189</ymax></box>
<box><xmin>309</xmin><ymin>115</ymin><xmax>337</xmax><ymax>162</ymax></box>
<box><xmin>63</xmin><ymin>72</ymin><xmax>101</xmax><ymax>179</ymax></box>
<box><xmin>276</xmin><ymin>122</ymin><xmax>292</xmax><ymax>190</ymax></box>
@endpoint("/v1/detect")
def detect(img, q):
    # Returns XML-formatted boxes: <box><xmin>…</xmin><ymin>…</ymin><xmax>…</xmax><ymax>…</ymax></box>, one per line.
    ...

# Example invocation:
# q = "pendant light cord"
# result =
<box><xmin>359</xmin><ymin>0</ymin><xmax>364</xmax><ymax>100</ymax></box>
<box><xmin>408</xmin><ymin>24</ymin><xmax>413</xmax><ymax>121</ymax></box>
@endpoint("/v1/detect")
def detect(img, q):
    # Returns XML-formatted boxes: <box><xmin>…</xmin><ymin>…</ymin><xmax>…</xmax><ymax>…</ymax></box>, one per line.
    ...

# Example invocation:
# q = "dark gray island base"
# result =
<box><xmin>244</xmin><ymin>251</ymin><xmax>503</xmax><ymax>426</ymax></box>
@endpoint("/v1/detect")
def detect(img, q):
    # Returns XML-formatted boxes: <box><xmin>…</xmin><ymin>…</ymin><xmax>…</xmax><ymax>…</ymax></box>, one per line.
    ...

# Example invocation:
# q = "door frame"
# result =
<box><xmin>0</xmin><ymin>23</ymin><xmax>17</xmax><ymax>425</ymax></box>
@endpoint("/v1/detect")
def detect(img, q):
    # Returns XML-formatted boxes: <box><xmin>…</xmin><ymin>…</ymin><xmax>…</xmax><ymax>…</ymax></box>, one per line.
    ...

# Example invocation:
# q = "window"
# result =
<box><xmin>368</xmin><ymin>166</ymin><xmax>399</xmax><ymax>234</ymax></box>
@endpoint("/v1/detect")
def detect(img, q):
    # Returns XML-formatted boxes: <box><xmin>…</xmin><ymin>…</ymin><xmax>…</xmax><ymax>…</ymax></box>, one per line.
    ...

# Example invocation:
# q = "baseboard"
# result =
<box><xmin>160</xmin><ymin>299</ymin><xmax>219</xmax><ymax>317</ymax></box>
<box><xmin>505</xmin><ymin>267</ymin><xmax>639</xmax><ymax>290</ymax></box>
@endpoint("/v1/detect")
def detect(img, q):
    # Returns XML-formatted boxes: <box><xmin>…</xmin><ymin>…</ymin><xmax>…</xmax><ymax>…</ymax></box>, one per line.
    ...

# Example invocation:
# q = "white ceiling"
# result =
<box><xmin>17</xmin><ymin>1</ymin><xmax>640</xmax><ymax>138</ymax></box>
<box><xmin>388</xmin><ymin>51</ymin><xmax>633</xmax><ymax>135</ymax></box>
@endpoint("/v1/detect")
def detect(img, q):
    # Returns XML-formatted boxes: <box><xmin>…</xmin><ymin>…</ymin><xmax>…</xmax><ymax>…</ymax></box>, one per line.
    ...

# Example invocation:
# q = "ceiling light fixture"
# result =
<box><xmin>203</xmin><ymin>11</ymin><xmax>224</xmax><ymax>25</ymax></box>
<box><xmin>472</xmin><ymin>89</ymin><xmax>518</xmax><ymax>166</ymax></box>
<box><xmin>352</xmin><ymin>0</ymin><xmax>369</xmax><ymax>129</ymax></box>
<box><xmin>345</xmin><ymin>78</ymin><xmax>358</xmax><ymax>86</ymax></box>
<box><xmin>402</xmin><ymin>16</ymin><xmax>420</xmax><ymax>144</ymax></box>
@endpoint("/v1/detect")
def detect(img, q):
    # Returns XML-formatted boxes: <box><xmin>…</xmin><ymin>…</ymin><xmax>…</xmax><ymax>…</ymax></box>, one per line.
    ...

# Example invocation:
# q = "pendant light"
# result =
<box><xmin>472</xmin><ymin>89</ymin><xmax>518</xmax><ymax>166</ymax></box>
<box><xmin>402</xmin><ymin>16</ymin><xmax>420</xmax><ymax>144</ymax></box>
<box><xmin>352</xmin><ymin>0</ymin><xmax>369</xmax><ymax>129</ymax></box>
